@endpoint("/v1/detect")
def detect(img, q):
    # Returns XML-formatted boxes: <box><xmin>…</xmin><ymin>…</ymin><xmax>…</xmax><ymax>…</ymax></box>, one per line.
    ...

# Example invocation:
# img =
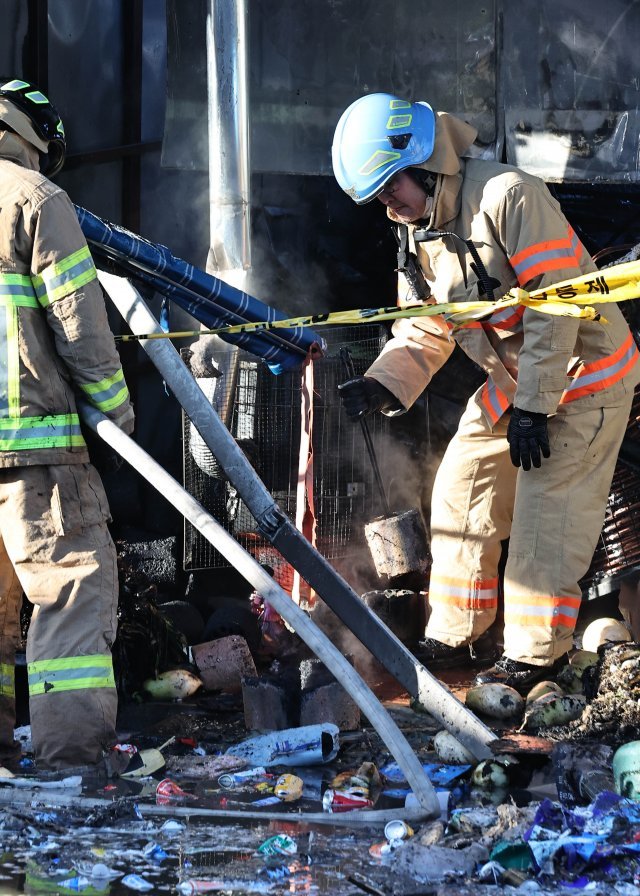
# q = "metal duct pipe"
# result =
<box><xmin>206</xmin><ymin>0</ymin><xmax>251</xmax><ymax>273</ymax></box>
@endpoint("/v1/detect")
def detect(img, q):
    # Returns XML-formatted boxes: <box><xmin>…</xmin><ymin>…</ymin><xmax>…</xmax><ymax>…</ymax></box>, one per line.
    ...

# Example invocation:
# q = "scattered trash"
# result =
<box><xmin>273</xmin><ymin>773</ymin><xmax>303</xmax><ymax>801</ymax></box>
<box><xmin>218</xmin><ymin>767</ymin><xmax>268</xmax><ymax>789</ymax></box>
<box><xmin>465</xmin><ymin>683</ymin><xmax>525</xmax><ymax>720</ymax></box>
<box><xmin>166</xmin><ymin>753</ymin><xmax>247</xmax><ymax>779</ymax></box>
<box><xmin>521</xmin><ymin>692</ymin><xmax>587</xmax><ymax>731</ymax></box>
<box><xmin>156</xmin><ymin>777</ymin><xmax>191</xmax><ymax>802</ymax></box>
<box><xmin>142</xmin><ymin>840</ymin><xmax>169</xmax><ymax>863</ymax></box>
<box><xmin>322</xmin><ymin>788</ymin><xmax>374</xmax><ymax>811</ymax></box>
<box><xmin>581</xmin><ymin>617</ymin><xmax>632</xmax><ymax>652</ymax></box>
<box><xmin>0</xmin><ymin>774</ymin><xmax>82</xmax><ymax>789</ymax></box>
<box><xmin>525</xmin><ymin>680</ymin><xmax>564</xmax><ymax>705</ymax></box>
<box><xmin>380</xmin><ymin>757</ymin><xmax>471</xmax><ymax>803</ymax></box>
<box><xmin>177</xmin><ymin>881</ymin><xmax>274</xmax><ymax>894</ymax></box>
<box><xmin>368</xmin><ymin>838</ymin><xmax>403</xmax><ymax>858</ymax></box>
<box><xmin>225</xmin><ymin>723</ymin><xmax>340</xmax><ymax>767</ymax></box>
<box><xmin>613</xmin><ymin>740</ymin><xmax>640</xmax><ymax>798</ymax></box>
<box><xmin>471</xmin><ymin>756</ymin><xmax>519</xmax><ymax>792</ymax></box>
<box><xmin>384</xmin><ymin>819</ymin><xmax>414</xmax><ymax>841</ymax></box>
<box><xmin>142</xmin><ymin>667</ymin><xmax>203</xmax><ymax>699</ymax></box>
<box><xmin>431</xmin><ymin>729</ymin><xmax>477</xmax><ymax>764</ymax></box>
<box><xmin>257</xmin><ymin>834</ymin><xmax>297</xmax><ymax>857</ymax></box>
<box><xmin>122</xmin><ymin>872</ymin><xmax>155</xmax><ymax>891</ymax></box>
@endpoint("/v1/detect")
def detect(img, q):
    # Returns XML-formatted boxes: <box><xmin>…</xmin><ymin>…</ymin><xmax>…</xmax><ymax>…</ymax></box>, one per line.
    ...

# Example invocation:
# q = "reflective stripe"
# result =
<box><xmin>510</xmin><ymin>225</ymin><xmax>583</xmax><ymax>286</ymax></box>
<box><xmin>0</xmin><ymin>277</ymin><xmax>40</xmax><ymax>419</ymax></box>
<box><xmin>480</xmin><ymin>377</ymin><xmax>510</xmax><ymax>425</ymax></box>
<box><xmin>0</xmin><ymin>273</ymin><xmax>40</xmax><ymax>306</ymax></box>
<box><xmin>560</xmin><ymin>331</ymin><xmax>640</xmax><ymax>404</ymax></box>
<box><xmin>484</xmin><ymin>305</ymin><xmax>524</xmax><ymax>331</ymax></box>
<box><xmin>0</xmin><ymin>663</ymin><xmax>15</xmax><ymax>698</ymax></box>
<box><xmin>0</xmin><ymin>414</ymin><xmax>86</xmax><ymax>450</ymax></box>
<box><xmin>429</xmin><ymin>574</ymin><xmax>499</xmax><ymax>611</ymax></box>
<box><xmin>5</xmin><ymin>303</ymin><xmax>19</xmax><ymax>417</ymax></box>
<box><xmin>504</xmin><ymin>594</ymin><xmax>581</xmax><ymax>628</ymax></box>
<box><xmin>28</xmin><ymin>654</ymin><xmax>115</xmax><ymax>696</ymax></box>
<box><xmin>32</xmin><ymin>246</ymin><xmax>97</xmax><ymax>306</ymax></box>
<box><xmin>80</xmin><ymin>368</ymin><xmax>130</xmax><ymax>412</ymax></box>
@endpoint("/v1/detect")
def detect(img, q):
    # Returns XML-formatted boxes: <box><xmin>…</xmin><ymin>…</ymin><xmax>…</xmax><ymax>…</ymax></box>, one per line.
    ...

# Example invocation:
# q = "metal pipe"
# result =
<box><xmin>206</xmin><ymin>0</ymin><xmax>250</xmax><ymax>273</ymax></box>
<box><xmin>79</xmin><ymin>400</ymin><xmax>442</xmax><ymax>818</ymax></box>
<box><xmin>98</xmin><ymin>269</ymin><xmax>497</xmax><ymax>760</ymax></box>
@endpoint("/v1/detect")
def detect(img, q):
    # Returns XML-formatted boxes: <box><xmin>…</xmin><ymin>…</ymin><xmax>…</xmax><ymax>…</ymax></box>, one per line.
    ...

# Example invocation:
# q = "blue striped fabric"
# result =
<box><xmin>75</xmin><ymin>206</ymin><xmax>324</xmax><ymax>373</ymax></box>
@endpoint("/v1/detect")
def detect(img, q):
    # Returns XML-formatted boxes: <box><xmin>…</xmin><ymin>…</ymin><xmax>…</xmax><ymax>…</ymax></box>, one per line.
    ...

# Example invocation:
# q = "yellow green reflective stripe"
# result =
<box><xmin>5</xmin><ymin>305</ymin><xmax>19</xmax><ymax>416</ymax></box>
<box><xmin>0</xmin><ymin>414</ymin><xmax>86</xmax><ymax>450</ymax></box>
<box><xmin>28</xmin><ymin>654</ymin><xmax>115</xmax><ymax>696</ymax></box>
<box><xmin>80</xmin><ymin>369</ymin><xmax>130</xmax><ymax>412</ymax></box>
<box><xmin>32</xmin><ymin>246</ymin><xmax>97</xmax><ymax>307</ymax></box>
<box><xmin>0</xmin><ymin>663</ymin><xmax>15</xmax><ymax>698</ymax></box>
<box><xmin>0</xmin><ymin>273</ymin><xmax>39</xmax><ymax>306</ymax></box>
<box><xmin>359</xmin><ymin>149</ymin><xmax>402</xmax><ymax>176</ymax></box>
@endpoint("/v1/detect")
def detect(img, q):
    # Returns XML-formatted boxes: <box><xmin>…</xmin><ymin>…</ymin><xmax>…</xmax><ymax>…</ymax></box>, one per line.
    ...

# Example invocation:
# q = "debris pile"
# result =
<box><xmin>554</xmin><ymin>641</ymin><xmax>640</xmax><ymax>745</ymax></box>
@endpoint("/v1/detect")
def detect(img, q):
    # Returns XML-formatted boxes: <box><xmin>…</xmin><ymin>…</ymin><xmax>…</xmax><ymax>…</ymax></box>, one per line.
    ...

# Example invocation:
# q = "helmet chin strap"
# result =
<box><xmin>421</xmin><ymin>194</ymin><xmax>434</xmax><ymax>220</ymax></box>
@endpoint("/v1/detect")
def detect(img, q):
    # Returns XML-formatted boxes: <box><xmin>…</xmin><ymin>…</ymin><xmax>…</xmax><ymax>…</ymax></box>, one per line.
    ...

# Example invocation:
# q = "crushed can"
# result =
<box><xmin>218</xmin><ymin>766</ymin><xmax>268</xmax><ymax>789</ymax></box>
<box><xmin>384</xmin><ymin>819</ymin><xmax>414</xmax><ymax>841</ymax></box>
<box><xmin>369</xmin><ymin>839</ymin><xmax>403</xmax><ymax>858</ymax></box>
<box><xmin>322</xmin><ymin>788</ymin><xmax>374</xmax><ymax>812</ymax></box>
<box><xmin>257</xmin><ymin>834</ymin><xmax>297</xmax><ymax>857</ymax></box>
<box><xmin>156</xmin><ymin>778</ymin><xmax>189</xmax><ymax>803</ymax></box>
<box><xmin>274</xmin><ymin>773</ymin><xmax>303</xmax><ymax>802</ymax></box>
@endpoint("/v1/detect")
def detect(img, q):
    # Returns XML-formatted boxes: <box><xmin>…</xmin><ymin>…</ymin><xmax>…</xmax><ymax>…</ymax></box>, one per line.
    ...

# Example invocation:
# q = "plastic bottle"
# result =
<box><xmin>613</xmin><ymin>740</ymin><xmax>640</xmax><ymax>798</ymax></box>
<box><xmin>225</xmin><ymin>723</ymin><xmax>339</xmax><ymax>768</ymax></box>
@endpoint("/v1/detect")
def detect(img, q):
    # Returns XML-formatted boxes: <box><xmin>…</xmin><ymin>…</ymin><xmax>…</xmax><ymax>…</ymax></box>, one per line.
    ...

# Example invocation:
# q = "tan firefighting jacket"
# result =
<box><xmin>0</xmin><ymin>131</ymin><xmax>134</xmax><ymax>466</ymax></box>
<box><xmin>368</xmin><ymin>111</ymin><xmax>640</xmax><ymax>424</ymax></box>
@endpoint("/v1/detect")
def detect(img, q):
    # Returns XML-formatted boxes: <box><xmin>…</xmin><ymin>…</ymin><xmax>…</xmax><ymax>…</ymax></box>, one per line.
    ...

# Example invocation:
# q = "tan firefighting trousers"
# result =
<box><xmin>425</xmin><ymin>388</ymin><xmax>635</xmax><ymax>665</ymax></box>
<box><xmin>0</xmin><ymin>463</ymin><xmax>118</xmax><ymax>769</ymax></box>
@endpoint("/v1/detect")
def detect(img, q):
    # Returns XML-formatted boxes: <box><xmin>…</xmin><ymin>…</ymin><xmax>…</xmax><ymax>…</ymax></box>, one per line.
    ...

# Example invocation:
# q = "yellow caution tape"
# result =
<box><xmin>115</xmin><ymin>258</ymin><xmax>640</xmax><ymax>343</ymax></box>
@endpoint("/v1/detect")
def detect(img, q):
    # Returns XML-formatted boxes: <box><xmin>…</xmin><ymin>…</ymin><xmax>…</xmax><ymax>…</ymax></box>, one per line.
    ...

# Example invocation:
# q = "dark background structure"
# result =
<box><xmin>3</xmin><ymin>0</ymin><xmax>640</xmax><ymax>598</ymax></box>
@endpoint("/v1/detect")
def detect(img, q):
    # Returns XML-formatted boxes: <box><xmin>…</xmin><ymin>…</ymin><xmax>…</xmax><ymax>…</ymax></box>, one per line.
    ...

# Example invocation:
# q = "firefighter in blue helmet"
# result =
<box><xmin>333</xmin><ymin>93</ymin><xmax>640</xmax><ymax>692</ymax></box>
<box><xmin>0</xmin><ymin>79</ymin><xmax>134</xmax><ymax>768</ymax></box>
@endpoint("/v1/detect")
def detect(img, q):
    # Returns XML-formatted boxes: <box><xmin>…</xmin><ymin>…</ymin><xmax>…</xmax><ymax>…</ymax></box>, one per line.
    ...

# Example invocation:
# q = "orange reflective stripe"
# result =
<box><xmin>510</xmin><ymin>226</ymin><xmax>583</xmax><ymax>286</ymax></box>
<box><xmin>560</xmin><ymin>331</ymin><xmax>639</xmax><ymax>403</ymax></box>
<box><xmin>481</xmin><ymin>378</ymin><xmax>510</xmax><ymax>424</ymax></box>
<box><xmin>429</xmin><ymin>574</ymin><xmax>499</xmax><ymax>610</ymax></box>
<box><xmin>483</xmin><ymin>305</ymin><xmax>524</xmax><ymax>331</ymax></box>
<box><xmin>504</xmin><ymin>594</ymin><xmax>581</xmax><ymax>628</ymax></box>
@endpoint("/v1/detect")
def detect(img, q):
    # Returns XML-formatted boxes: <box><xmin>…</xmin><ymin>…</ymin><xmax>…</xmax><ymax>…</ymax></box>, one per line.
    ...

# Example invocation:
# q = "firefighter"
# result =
<box><xmin>0</xmin><ymin>79</ymin><xmax>134</xmax><ymax>768</ymax></box>
<box><xmin>333</xmin><ymin>93</ymin><xmax>640</xmax><ymax>692</ymax></box>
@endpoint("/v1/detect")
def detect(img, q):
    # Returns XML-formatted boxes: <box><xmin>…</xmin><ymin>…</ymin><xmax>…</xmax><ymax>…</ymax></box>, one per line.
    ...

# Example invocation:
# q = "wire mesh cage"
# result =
<box><xmin>581</xmin><ymin>384</ymin><xmax>640</xmax><ymax>597</ymax></box>
<box><xmin>183</xmin><ymin>325</ymin><xmax>392</xmax><ymax>584</ymax></box>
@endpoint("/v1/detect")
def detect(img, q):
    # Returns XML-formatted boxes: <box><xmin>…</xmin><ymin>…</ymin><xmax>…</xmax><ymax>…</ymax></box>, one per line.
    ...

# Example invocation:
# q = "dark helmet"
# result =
<box><xmin>0</xmin><ymin>78</ymin><xmax>66</xmax><ymax>176</ymax></box>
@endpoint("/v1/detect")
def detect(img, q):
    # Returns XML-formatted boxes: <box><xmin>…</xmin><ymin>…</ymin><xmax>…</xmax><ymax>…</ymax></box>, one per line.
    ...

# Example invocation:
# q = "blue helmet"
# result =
<box><xmin>332</xmin><ymin>93</ymin><xmax>436</xmax><ymax>205</ymax></box>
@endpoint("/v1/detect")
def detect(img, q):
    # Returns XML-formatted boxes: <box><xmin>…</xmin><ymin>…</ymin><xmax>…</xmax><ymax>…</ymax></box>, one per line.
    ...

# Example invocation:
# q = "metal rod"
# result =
<box><xmin>340</xmin><ymin>347</ymin><xmax>391</xmax><ymax>516</ymax></box>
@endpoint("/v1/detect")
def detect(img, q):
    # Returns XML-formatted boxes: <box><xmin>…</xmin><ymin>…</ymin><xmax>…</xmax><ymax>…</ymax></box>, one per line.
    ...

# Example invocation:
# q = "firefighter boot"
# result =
<box><xmin>472</xmin><ymin>653</ymin><xmax>570</xmax><ymax>694</ymax></box>
<box><xmin>414</xmin><ymin>631</ymin><xmax>500</xmax><ymax>670</ymax></box>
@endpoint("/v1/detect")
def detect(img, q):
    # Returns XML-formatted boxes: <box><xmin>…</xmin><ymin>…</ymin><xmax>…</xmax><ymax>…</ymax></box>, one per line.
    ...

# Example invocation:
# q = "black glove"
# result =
<box><xmin>507</xmin><ymin>407</ymin><xmax>551</xmax><ymax>471</ymax></box>
<box><xmin>337</xmin><ymin>376</ymin><xmax>398</xmax><ymax>420</ymax></box>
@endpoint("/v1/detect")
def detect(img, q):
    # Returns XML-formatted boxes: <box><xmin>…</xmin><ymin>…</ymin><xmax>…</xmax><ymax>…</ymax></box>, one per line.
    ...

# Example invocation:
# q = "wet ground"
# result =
<box><xmin>0</xmin><ymin>675</ymin><xmax>620</xmax><ymax>896</ymax></box>
<box><xmin>2</xmin><ymin>593</ymin><xmax>640</xmax><ymax>895</ymax></box>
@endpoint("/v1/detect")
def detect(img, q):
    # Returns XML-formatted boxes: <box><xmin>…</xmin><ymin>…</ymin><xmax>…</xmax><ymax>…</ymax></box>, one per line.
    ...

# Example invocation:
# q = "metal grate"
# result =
<box><xmin>183</xmin><ymin>326</ymin><xmax>391</xmax><ymax>580</ymax></box>
<box><xmin>581</xmin><ymin>384</ymin><xmax>640</xmax><ymax>597</ymax></box>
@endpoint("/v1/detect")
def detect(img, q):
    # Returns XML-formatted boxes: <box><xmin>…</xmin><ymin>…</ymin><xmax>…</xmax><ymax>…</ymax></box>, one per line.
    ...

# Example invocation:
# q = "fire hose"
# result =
<box><xmin>98</xmin><ymin>270</ymin><xmax>497</xmax><ymax>762</ymax></box>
